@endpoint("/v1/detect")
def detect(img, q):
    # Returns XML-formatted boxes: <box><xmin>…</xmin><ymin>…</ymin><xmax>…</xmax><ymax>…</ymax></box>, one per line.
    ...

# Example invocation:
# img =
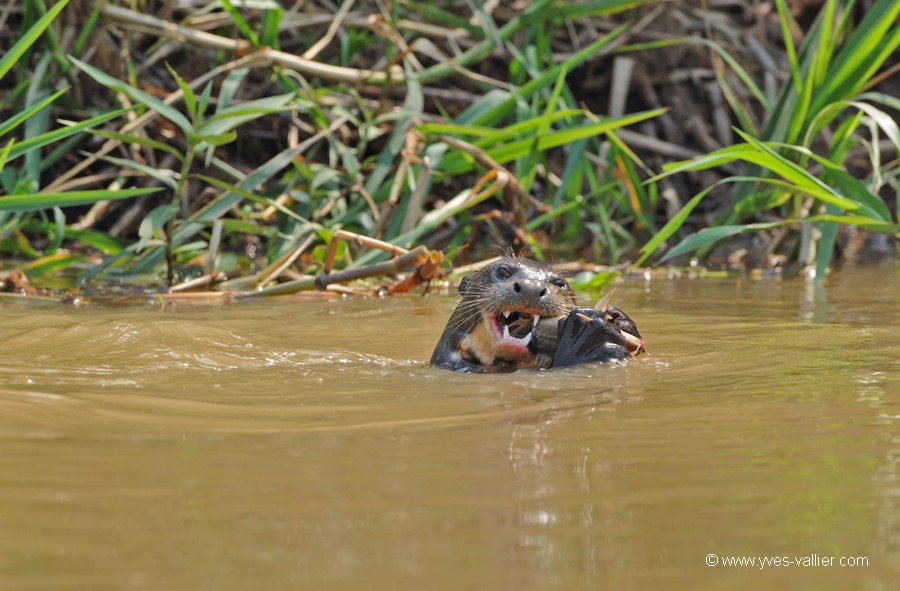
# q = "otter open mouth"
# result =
<box><xmin>485</xmin><ymin>310</ymin><xmax>544</xmax><ymax>362</ymax></box>
<box><xmin>497</xmin><ymin>310</ymin><xmax>538</xmax><ymax>344</ymax></box>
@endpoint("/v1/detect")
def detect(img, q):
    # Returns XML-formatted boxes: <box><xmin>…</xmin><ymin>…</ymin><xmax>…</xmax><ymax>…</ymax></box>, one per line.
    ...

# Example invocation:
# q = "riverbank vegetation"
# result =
<box><xmin>1</xmin><ymin>0</ymin><xmax>898</xmax><ymax>298</ymax></box>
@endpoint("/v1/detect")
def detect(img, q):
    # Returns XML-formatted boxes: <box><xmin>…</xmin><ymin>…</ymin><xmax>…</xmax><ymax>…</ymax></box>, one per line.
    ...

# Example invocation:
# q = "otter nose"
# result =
<box><xmin>513</xmin><ymin>280</ymin><xmax>548</xmax><ymax>299</ymax></box>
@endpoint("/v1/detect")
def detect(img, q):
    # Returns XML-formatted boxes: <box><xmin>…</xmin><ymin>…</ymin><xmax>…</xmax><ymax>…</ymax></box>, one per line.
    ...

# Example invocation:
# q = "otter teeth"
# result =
<box><xmin>501</xmin><ymin>323</ymin><xmax>533</xmax><ymax>346</ymax></box>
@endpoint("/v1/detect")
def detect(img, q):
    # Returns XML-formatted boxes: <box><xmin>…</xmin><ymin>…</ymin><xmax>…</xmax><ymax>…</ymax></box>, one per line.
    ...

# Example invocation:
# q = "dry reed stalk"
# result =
<box><xmin>333</xmin><ymin>230</ymin><xmax>411</xmax><ymax>258</ymax></box>
<box><xmin>100</xmin><ymin>5</ymin><xmax>404</xmax><ymax>85</ymax></box>
<box><xmin>439</xmin><ymin>136</ymin><xmax>549</xmax><ymax>213</ymax></box>
<box><xmin>168</xmin><ymin>271</ymin><xmax>227</xmax><ymax>293</ymax></box>
<box><xmin>239</xmin><ymin>244</ymin><xmax>432</xmax><ymax>298</ymax></box>
<box><xmin>256</xmin><ymin>234</ymin><xmax>318</xmax><ymax>288</ymax></box>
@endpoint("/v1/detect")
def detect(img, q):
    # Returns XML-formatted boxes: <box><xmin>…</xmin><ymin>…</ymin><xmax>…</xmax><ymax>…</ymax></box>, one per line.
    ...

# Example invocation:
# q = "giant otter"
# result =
<box><xmin>430</xmin><ymin>257</ymin><xmax>644</xmax><ymax>372</ymax></box>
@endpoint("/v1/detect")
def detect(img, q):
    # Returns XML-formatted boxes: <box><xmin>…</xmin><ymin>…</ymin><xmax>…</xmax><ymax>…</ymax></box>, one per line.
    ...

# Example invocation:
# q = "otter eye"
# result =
<box><xmin>550</xmin><ymin>277</ymin><xmax>568</xmax><ymax>289</ymax></box>
<box><xmin>495</xmin><ymin>264</ymin><xmax>514</xmax><ymax>280</ymax></box>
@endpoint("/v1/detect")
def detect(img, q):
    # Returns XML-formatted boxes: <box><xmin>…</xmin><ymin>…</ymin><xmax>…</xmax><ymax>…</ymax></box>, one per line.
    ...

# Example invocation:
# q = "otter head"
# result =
<box><xmin>435</xmin><ymin>257</ymin><xmax>577</xmax><ymax>370</ymax></box>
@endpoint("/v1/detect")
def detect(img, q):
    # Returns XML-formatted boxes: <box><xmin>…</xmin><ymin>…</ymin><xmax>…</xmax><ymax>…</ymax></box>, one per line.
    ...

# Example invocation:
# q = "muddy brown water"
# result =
<box><xmin>1</xmin><ymin>264</ymin><xmax>898</xmax><ymax>590</ymax></box>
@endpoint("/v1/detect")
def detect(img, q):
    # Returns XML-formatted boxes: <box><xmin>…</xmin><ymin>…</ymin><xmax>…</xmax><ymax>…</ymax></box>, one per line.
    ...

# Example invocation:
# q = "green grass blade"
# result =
<box><xmin>742</xmin><ymin>175</ymin><xmax>862</xmax><ymax>214</ymax></box>
<box><xmin>72</xmin><ymin>2</ymin><xmax>103</xmax><ymax>56</ymax></box>
<box><xmin>23</xmin><ymin>53</ymin><xmax>55</xmax><ymax>185</ymax></box>
<box><xmin>544</xmin><ymin>0</ymin><xmax>656</xmax><ymax>19</ymax></box>
<box><xmin>711</xmin><ymin>60</ymin><xmax>757</xmax><ymax>134</ymax></box>
<box><xmin>826</xmin><ymin>109</ymin><xmax>864</xmax><ymax>162</ymax></box>
<box><xmin>538</xmin><ymin>64</ymin><xmax>568</xmax><ymax>138</ymax></box>
<box><xmin>76</xmin><ymin>247</ymin><xmax>137</xmax><ymax>285</ymax></box>
<box><xmin>806</xmin><ymin>214</ymin><xmax>898</xmax><ymax>232</ymax></box>
<box><xmin>774</xmin><ymin>0</ymin><xmax>802</xmax><ymax>93</ymax></box>
<box><xmin>166</xmin><ymin>63</ymin><xmax>198</xmax><ymax>126</ymax></box>
<box><xmin>551</xmin><ymin>137</ymin><xmax>589</xmax><ymax>208</ymax></box>
<box><xmin>21</xmin><ymin>252</ymin><xmax>87</xmax><ymax>276</ymax></box>
<box><xmin>465</xmin><ymin>25</ymin><xmax>629</xmax><ymax>128</ymax></box>
<box><xmin>0</xmin><ymin>188</ymin><xmax>162</xmax><ymax>213</ymax></box>
<box><xmin>858</xmin><ymin>91</ymin><xmax>900</xmax><ymax>112</ymax></box>
<box><xmin>811</xmin><ymin>0</ymin><xmax>837</xmax><ymax>87</ymax></box>
<box><xmin>137</xmin><ymin>204</ymin><xmax>179</xmax><ymax>250</ymax></box>
<box><xmin>737</xmin><ymin>131</ymin><xmax>891</xmax><ymax>220</ymax></box>
<box><xmin>661</xmin><ymin>211</ymin><xmax>899</xmax><ymax>265</ymax></box>
<box><xmin>260</xmin><ymin>5</ymin><xmax>282</xmax><ymax>48</ymax></box>
<box><xmin>193</xmin><ymin>174</ymin><xmax>311</xmax><ymax>225</ymax></box>
<box><xmin>633</xmin><ymin>182</ymin><xmax>722</xmax><ymax>267</ymax></box>
<box><xmin>219</xmin><ymin>0</ymin><xmax>260</xmax><ymax>46</ymax></box>
<box><xmin>650</xmin><ymin>144</ymin><xmax>750</xmax><ymax>181</ymax></box>
<box><xmin>0</xmin><ymin>138</ymin><xmax>13</xmax><ymax>171</ymax></box>
<box><xmin>660</xmin><ymin>222</ymin><xmax>781</xmax><ymax>263</ymax></box>
<box><xmin>440</xmin><ymin>108</ymin><xmax>666</xmax><ymax>176</ymax></box>
<box><xmin>733</xmin><ymin>130</ymin><xmax>869</xmax><ymax>211</ymax></box>
<box><xmin>198</xmin><ymin>93</ymin><xmax>296</xmax><ymax>136</ymax></box>
<box><xmin>47</xmin><ymin>207</ymin><xmax>66</xmax><ymax>253</ymax></box>
<box><xmin>847</xmin><ymin>100</ymin><xmax>900</xmax><ymax>153</ymax></box>
<box><xmin>519</xmin><ymin>63</ymin><xmax>570</xmax><ymax>191</ymax></box>
<box><xmin>481</xmin><ymin>109</ymin><xmax>586</xmax><ymax>142</ymax></box>
<box><xmin>810</xmin><ymin>0</ymin><xmax>900</xmax><ymax>113</ymax></box>
<box><xmin>23</xmin><ymin>221</ymin><xmax>128</xmax><ymax>254</ymax></box>
<box><xmin>8</xmin><ymin>108</ymin><xmax>127</xmax><ymax>162</ymax></box>
<box><xmin>416</xmin><ymin>122</ymin><xmax>519</xmax><ymax>141</ymax></box>
<box><xmin>818</xmin><ymin>168</ymin><xmax>891</xmax><ymax>222</ymax></box>
<box><xmin>216</xmin><ymin>67</ymin><xmax>250</xmax><ymax>115</ymax></box>
<box><xmin>0</xmin><ymin>0</ymin><xmax>69</xmax><ymax>81</ymax></box>
<box><xmin>88</xmin><ymin>129</ymin><xmax>184</xmax><ymax>162</ymax></box>
<box><xmin>453</xmin><ymin>90</ymin><xmax>513</xmax><ymax>126</ymax></box>
<box><xmin>0</xmin><ymin>87</ymin><xmax>67</xmax><ymax>138</ymax></box>
<box><xmin>69</xmin><ymin>57</ymin><xmax>194</xmax><ymax>135</ymax></box>
<box><xmin>96</xmin><ymin>154</ymin><xmax>179</xmax><ymax>190</ymax></box>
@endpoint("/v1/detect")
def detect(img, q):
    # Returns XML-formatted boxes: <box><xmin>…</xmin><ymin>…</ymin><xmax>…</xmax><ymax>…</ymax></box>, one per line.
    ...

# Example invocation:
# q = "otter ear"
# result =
<box><xmin>458</xmin><ymin>275</ymin><xmax>471</xmax><ymax>296</ymax></box>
